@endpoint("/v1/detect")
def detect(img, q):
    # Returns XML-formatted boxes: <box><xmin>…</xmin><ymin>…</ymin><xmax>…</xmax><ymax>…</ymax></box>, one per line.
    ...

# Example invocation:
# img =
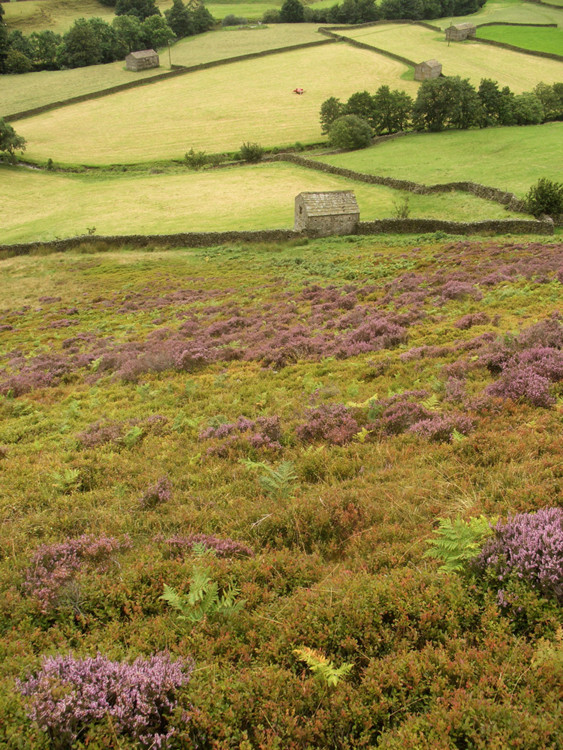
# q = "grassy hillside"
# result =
<box><xmin>340</xmin><ymin>24</ymin><xmax>563</xmax><ymax>91</ymax></box>
<box><xmin>15</xmin><ymin>45</ymin><xmax>417</xmax><ymax>165</ymax></box>
<box><xmin>314</xmin><ymin>123</ymin><xmax>563</xmax><ymax>197</ymax></box>
<box><xmin>1</xmin><ymin>161</ymin><xmax>527</xmax><ymax>244</ymax></box>
<box><xmin>432</xmin><ymin>0</ymin><xmax>563</xmax><ymax>28</ymax></box>
<box><xmin>476</xmin><ymin>24</ymin><xmax>563</xmax><ymax>55</ymax></box>
<box><xmin>0</xmin><ymin>237</ymin><xmax>561</xmax><ymax>747</ymax></box>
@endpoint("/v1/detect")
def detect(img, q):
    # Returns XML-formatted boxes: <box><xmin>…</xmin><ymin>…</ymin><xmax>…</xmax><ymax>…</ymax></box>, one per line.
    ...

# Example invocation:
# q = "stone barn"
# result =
<box><xmin>294</xmin><ymin>191</ymin><xmax>360</xmax><ymax>236</ymax></box>
<box><xmin>125</xmin><ymin>49</ymin><xmax>159</xmax><ymax>72</ymax></box>
<box><xmin>445</xmin><ymin>23</ymin><xmax>476</xmax><ymax>41</ymax></box>
<box><xmin>414</xmin><ymin>59</ymin><xmax>442</xmax><ymax>81</ymax></box>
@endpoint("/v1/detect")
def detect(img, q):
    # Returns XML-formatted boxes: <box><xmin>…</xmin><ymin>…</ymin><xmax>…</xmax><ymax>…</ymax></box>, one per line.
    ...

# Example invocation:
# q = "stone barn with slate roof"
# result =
<box><xmin>126</xmin><ymin>49</ymin><xmax>159</xmax><ymax>72</ymax></box>
<box><xmin>414</xmin><ymin>59</ymin><xmax>442</xmax><ymax>81</ymax></box>
<box><xmin>445</xmin><ymin>23</ymin><xmax>476</xmax><ymax>41</ymax></box>
<box><xmin>294</xmin><ymin>191</ymin><xmax>360</xmax><ymax>236</ymax></box>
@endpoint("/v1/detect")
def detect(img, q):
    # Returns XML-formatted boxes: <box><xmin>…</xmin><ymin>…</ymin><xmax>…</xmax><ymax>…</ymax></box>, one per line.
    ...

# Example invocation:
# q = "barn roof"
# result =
<box><xmin>297</xmin><ymin>191</ymin><xmax>359</xmax><ymax>216</ymax></box>
<box><xmin>451</xmin><ymin>22</ymin><xmax>476</xmax><ymax>30</ymax></box>
<box><xmin>127</xmin><ymin>49</ymin><xmax>158</xmax><ymax>59</ymax></box>
<box><xmin>418</xmin><ymin>59</ymin><xmax>441</xmax><ymax>69</ymax></box>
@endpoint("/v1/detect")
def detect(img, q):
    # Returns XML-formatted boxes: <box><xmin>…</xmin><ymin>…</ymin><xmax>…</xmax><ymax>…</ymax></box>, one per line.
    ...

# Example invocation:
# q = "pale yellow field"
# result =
<box><xmin>0</xmin><ymin>161</ymin><xmax>524</xmax><ymax>244</ymax></box>
<box><xmin>341</xmin><ymin>24</ymin><xmax>563</xmax><ymax>91</ymax></box>
<box><xmin>16</xmin><ymin>45</ymin><xmax>419</xmax><ymax>164</ymax></box>
<box><xmin>170</xmin><ymin>24</ymin><xmax>327</xmax><ymax>67</ymax></box>
<box><xmin>0</xmin><ymin>61</ymin><xmax>167</xmax><ymax>118</ymax></box>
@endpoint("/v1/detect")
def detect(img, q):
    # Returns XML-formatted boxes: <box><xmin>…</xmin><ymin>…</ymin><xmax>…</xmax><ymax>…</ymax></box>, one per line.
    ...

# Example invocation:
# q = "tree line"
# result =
<box><xmin>264</xmin><ymin>0</ymin><xmax>485</xmax><ymax>25</ymax></box>
<box><xmin>321</xmin><ymin>78</ymin><xmax>563</xmax><ymax>148</ymax></box>
<box><xmin>0</xmin><ymin>0</ymin><xmax>214</xmax><ymax>74</ymax></box>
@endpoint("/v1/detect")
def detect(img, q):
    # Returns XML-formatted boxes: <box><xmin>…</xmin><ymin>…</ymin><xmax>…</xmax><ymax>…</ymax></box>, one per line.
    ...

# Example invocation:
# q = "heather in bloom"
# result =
<box><xmin>140</xmin><ymin>476</ymin><xmax>173</xmax><ymax>509</ymax></box>
<box><xmin>199</xmin><ymin>416</ymin><xmax>282</xmax><ymax>456</ymax></box>
<box><xmin>17</xmin><ymin>652</ymin><xmax>193</xmax><ymax>749</ymax></box>
<box><xmin>408</xmin><ymin>413</ymin><xmax>474</xmax><ymax>443</ymax></box>
<box><xmin>24</xmin><ymin>535</ymin><xmax>131</xmax><ymax>613</ymax></box>
<box><xmin>485</xmin><ymin>365</ymin><xmax>554</xmax><ymax>407</ymax></box>
<box><xmin>296</xmin><ymin>404</ymin><xmax>359</xmax><ymax>446</ymax></box>
<box><xmin>473</xmin><ymin>508</ymin><xmax>563</xmax><ymax>604</ymax></box>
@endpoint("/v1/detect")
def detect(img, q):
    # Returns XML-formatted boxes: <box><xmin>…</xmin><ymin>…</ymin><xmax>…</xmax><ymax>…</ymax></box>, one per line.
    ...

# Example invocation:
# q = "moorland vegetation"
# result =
<box><xmin>0</xmin><ymin>1</ymin><xmax>562</xmax><ymax>744</ymax></box>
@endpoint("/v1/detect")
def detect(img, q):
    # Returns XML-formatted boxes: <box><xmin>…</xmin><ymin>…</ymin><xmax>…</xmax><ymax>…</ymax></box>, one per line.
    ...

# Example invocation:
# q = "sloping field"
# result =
<box><xmin>0</xmin><ymin>24</ymin><xmax>327</xmax><ymax>119</ymax></box>
<box><xmin>432</xmin><ymin>0</ymin><xmax>563</xmax><ymax>28</ymax></box>
<box><xmin>170</xmin><ymin>24</ymin><xmax>327</xmax><ymax>67</ymax></box>
<box><xmin>340</xmin><ymin>24</ymin><xmax>563</xmax><ymax>91</ymax></box>
<box><xmin>477</xmin><ymin>24</ymin><xmax>563</xmax><ymax>55</ymax></box>
<box><xmin>0</xmin><ymin>238</ymin><xmax>562</xmax><ymax>748</ymax></box>
<box><xmin>0</xmin><ymin>61</ymin><xmax>168</xmax><ymax>119</ymax></box>
<box><xmin>16</xmin><ymin>45</ymin><xmax>418</xmax><ymax>164</ymax></box>
<box><xmin>314</xmin><ymin>122</ymin><xmax>563</xmax><ymax>197</ymax></box>
<box><xmin>1</xmin><ymin>161</ymin><xmax>525</xmax><ymax>244</ymax></box>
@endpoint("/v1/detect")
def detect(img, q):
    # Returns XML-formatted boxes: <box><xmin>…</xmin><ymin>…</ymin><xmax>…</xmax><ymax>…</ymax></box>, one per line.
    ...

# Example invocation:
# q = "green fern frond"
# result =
<box><xmin>424</xmin><ymin>515</ymin><xmax>494</xmax><ymax>573</ymax></box>
<box><xmin>293</xmin><ymin>646</ymin><xmax>353</xmax><ymax>687</ymax></box>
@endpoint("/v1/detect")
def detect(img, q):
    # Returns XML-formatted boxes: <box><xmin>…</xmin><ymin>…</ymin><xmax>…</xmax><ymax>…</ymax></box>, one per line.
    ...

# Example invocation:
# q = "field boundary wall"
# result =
<box><xmin>319</xmin><ymin>27</ymin><xmax>416</xmax><ymax>66</ymax></box>
<box><xmin>524</xmin><ymin>0</ymin><xmax>563</xmax><ymax>9</ymax></box>
<box><xmin>0</xmin><ymin>218</ymin><xmax>553</xmax><ymax>257</ymax></box>
<box><xmin>267</xmin><ymin>153</ymin><xmax>528</xmax><ymax>212</ymax></box>
<box><xmin>4</xmin><ymin>39</ymin><xmax>335</xmax><ymax>122</ymax></box>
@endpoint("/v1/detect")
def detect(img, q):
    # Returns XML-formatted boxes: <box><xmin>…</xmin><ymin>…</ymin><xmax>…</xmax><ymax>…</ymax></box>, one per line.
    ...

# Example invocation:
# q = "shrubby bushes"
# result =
<box><xmin>321</xmin><ymin>78</ymin><xmax>563</xmax><ymax>145</ymax></box>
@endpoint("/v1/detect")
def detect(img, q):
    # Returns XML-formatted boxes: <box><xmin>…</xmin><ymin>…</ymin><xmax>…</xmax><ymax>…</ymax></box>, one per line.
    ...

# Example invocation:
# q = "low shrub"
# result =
<box><xmin>525</xmin><ymin>177</ymin><xmax>563</xmax><ymax>219</ymax></box>
<box><xmin>239</xmin><ymin>142</ymin><xmax>264</xmax><ymax>163</ymax></box>
<box><xmin>297</xmin><ymin>404</ymin><xmax>359</xmax><ymax>446</ymax></box>
<box><xmin>140</xmin><ymin>476</ymin><xmax>172</xmax><ymax>509</ymax></box>
<box><xmin>18</xmin><ymin>652</ymin><xmax>193</xmax><ymax>749</ymax></box>
<box><xmin>328</xmin><ymin>115</ymin><xmax>372</xmax><ymax>150</ymax></box>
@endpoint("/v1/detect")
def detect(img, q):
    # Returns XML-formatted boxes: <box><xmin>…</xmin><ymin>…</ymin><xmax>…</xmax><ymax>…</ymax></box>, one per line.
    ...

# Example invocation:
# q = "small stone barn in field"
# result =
<box><xmin>414</xmin><ymin>59</ymin><xmax>442</xmax><ymax>81</ymax></box>
<box><xmin>445</xmin><ymin>23</ymin><xmax>476</xmax><ymax>41</ymax></box>
<box><xmin>294</xmin><ymin>191</ymin><xmax>360</xmax><ymax>236</ymax></box>
<box><xmin>125</xmin><ymin>49</ymin><xmax>159</xmax><ymax>72</ymax></box>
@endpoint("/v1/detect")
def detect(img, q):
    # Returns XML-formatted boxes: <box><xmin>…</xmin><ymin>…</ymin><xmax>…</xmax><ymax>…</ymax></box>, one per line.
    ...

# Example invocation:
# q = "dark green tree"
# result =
<box><xmin>192</xmin><ymin>3</ymin><xmax>215</xmax><ymax>33</ymax></box>
<box><xmin>57</xmin><ymin>18</ymin><xmax>103</xmax><ymax>68</ymax></box>
<box><xmin>115</xmin><ymin>0</ymin><xmax>161</xmax><ymax>22</ymax></box>
<box><xmin>0</xmin><ymin>2</ymin><xmax>8</xmax><ymax>74</ymax></box>
<box><xmin>329</xmin><ymin>114</ymin><xmax>372</xmax><ymax>149</ymax></box>
<box><xmin>0</xmin><ymin>119</ymin><xmax>27</xmax><ymax>161</ymax></box>
<box><xmin>533</xmin><ymin>83</ymin><xmax>562</xmax><ymax>122</ymax></box>
<box><xmin>5</xmin><ymin>47</ymin><xmax>33</xmax><ymax>73</ymax></box>
<box><xmin>141</xmin><ymin>15</ymin><xmax>175</xmax><ymax>48</ymax></box>
<box><xmin>320</xmin><ymin>97</ymin><xmax>344</xmax><ymax>135</ymax></box>
<box><xmin>29</xmin><ymin>31</ymin><xmax>62</xmax><ymax>69</ymax></box>
<box><xmin>280</xmin><ymin>0</ymin><xmax>305</xmax><ymax>22</ymax></box>
<box><xmin>88</xmin><ymin>17</ymin><xmax>127</xmax><ymax>63</ymax></box>
<box><xmin>345</xmin><ymin>91</ymin><xmax>375</xmax><ymax>129</ymax></box>
<box><xmin>7</xmin><ymin>30</ymin><xmax>33</xmax><ymax>58</ymax></box>
<box><xmin>447</xmin><ymin>77</ymin><xmax>482</xmax><ymax>129</ymax></box>
<box><xmin>525</xmin><ymin>178</ymin><xmax>563</xmax><ymax>219</ymax></box>
<box><xmin>512</xmin><ymin>93</ymin><xmax>544</xmax><ymax>125</ymax></box>
<box><xmin>112</xmin><ymin>15</ymin><xmax>144</xmax><ymax>53</ymax></box>
<box><xmin>413</xmin><ymin>77</ymin><xmax>481</xmax><ymax>131</ymax></box>
<box><xmin>165</xmin><ymin>0</ymin><xmax>195</xmax><ymax>37</ymax></box>
<box><xmin>371</xmin><ymin>85</ymin><xmax>413</xmax><ymax>134</ymax></box>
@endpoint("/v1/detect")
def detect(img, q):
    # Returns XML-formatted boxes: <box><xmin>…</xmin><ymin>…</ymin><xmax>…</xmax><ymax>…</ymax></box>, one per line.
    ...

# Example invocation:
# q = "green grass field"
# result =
<box><xmin>15</xmin><ymin>45</ymin><xmax>418</xmax><ymax>165</ymax></box>
<box><xmin>340</xmin><ymin>24</ymin><xmax>563</xmax><ymax>92</ymax></box>
<box><xmin>314</xmin><ymin>122</ymin><xmax>563</xmax><ymax>197</ymax></box>
<box><xmin>477</xmin><ymin>24</ymin><xmax>563</xmax><ymax>55</ymax></box>
<box><xmin>432</xmin><ymin>0</ymin><xmax>563</xmax><ymax>28</ymax></box>
<box><xmin>1</xmin><ymin>160</ymin><xmax>525</xmax><ymax>244</ymax></box>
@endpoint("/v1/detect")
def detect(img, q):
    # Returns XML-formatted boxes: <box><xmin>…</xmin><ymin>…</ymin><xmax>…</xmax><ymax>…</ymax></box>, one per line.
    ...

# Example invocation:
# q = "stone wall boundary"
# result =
<box><xmin>319</xmin><ymin>28</ymin><xmax>416</xmax><ymax>66</ymax></box>
<box><xmin>267</xmin><ymin>153</ymin><xmax>527</xmax><ymax>212</ymax></box>
<box><xmin>4</xmin><ymin>39</ymin><xmax>335</xmax><ymax>122</ymax></box>
<box><xmin>523</xmin><ymin>0</ymin><xmax>563</xmax><ymax>9</ymax></box>
<box><xmin>0</xmin><ymin>217</ymin><xmax>553</xmax><ymax>258</ymax></box>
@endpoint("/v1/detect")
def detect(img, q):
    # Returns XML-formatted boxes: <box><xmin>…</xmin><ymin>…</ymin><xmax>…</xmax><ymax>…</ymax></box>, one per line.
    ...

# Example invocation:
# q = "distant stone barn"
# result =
<box><xmin>414</xmin><ymin>59</ymin><xmax>442</xmax><ymax>81</ymax></box>
<box><xmin>125</xmin><ymin>49</ymin><xmax>160</xmax><ymax>72</ymax></box>
<box><xmin>294</xmin><ymin>191</ymin><xmax>360</xmax><ymax>236</ymax></box>
<box><xmin>445</xmin><ymin>23</ymin><xmax>476</xmax><ymax>41</ymax></box>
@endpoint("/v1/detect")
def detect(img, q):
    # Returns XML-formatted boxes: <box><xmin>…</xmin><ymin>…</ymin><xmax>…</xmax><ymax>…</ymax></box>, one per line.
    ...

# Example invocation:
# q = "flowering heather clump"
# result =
<box><xmin>485</xmin><ymin>365</ymin><xmax>554</xmax><ymax>407</ymax></box>
<box><xmin>409</xmin><ymin>413</ymin><xmax>474</xmax><ymax>443</ymax></box>
<box><xmin>454</xmin><ymin>313</ymin><xmax>490</xmax><ymax>330</ymax></box>
<box><xmin>163</xmin><ymin>534</ymin><xmax>254</xmax><ymax>558</ymax></box>
<box><xmin>24</xmin><ymin>535</ymin><xmax>131</xmax><ymax>612</ymax></box>
<box><xmin>379</xmin><ymin>399</ymin><xmax>434</xmax><ymax>436</ymax></box>
<box><xmin>140</xmin><ymin>477</ymin><xmax>173</xmax><ymax>509</ymax></box>
<box><xmin>199</xmin><ymin>416</ymin><xmax>282</xmax><ymax>455</ymax></box>
<box><xmin>17</xmin><ymin>652</ymin><xmax>193</xmax><ymax>749</ymax></box>
<box><xmin>514</xmin><ymin>347</ymin><xmax>563</xmax><ymax>382</ymax></box>
<box><xmin>473</xmin><ymin>508</ymin><xmax>563</xmax><ymax>604</ymax></box>
<box><xmin>517</xmin><ymin>316</ymin><xmax>563</xmax><ymax>350</ymax></box>
<box><xmin>440</xmin><ymin>281</ymin><xmax>482</xmax><ymax>302</ymax></box>
<box><xmin>75</xmin><ymin>420</ymin><xmax>124</xmax><ymax>448</ymax></box>
<box><xmin>296</xmin><ymin>404</ymin><xmax>359</xmax><ymax>446</ymax></box>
